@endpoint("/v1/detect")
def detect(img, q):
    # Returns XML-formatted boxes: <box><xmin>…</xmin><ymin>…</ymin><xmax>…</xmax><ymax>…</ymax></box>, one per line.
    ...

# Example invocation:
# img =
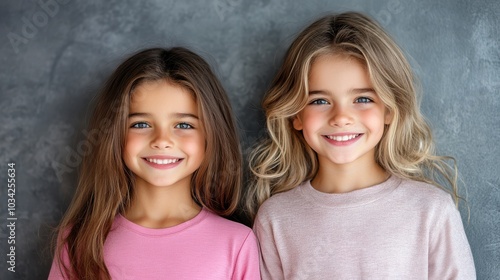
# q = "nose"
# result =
<box><xmin>329</xmin><ymin>106</ymin><xmax>354</xmax><ymax>127</ymax></box>
<box><xmin>151</xmin><ymin>128</ymin><xmax>173</xmax><ymax>149</ymax></box>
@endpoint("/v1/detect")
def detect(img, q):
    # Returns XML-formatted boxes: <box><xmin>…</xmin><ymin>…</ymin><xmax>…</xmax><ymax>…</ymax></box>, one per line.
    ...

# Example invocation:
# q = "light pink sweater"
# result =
<box><xmin>49</xmin><ymin>208</ymin><xmax>260</xmax><ymax>279</ymax></box>
<box><xmin>253</xmin><ymin>176</ymin><xmax>476</xmax><ymax>279</ymax></box>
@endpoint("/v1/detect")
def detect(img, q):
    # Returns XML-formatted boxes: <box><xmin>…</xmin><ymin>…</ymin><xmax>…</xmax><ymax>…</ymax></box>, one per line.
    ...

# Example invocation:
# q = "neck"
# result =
<box><xmin>311</xmin><ymin>158</ymin><xmax>389</xmax><ymax>194</ymax></box>
<box><xmin>124</xmin><ymin>178</ymin><xmax>201</xmax><ymax>229</ymax></box>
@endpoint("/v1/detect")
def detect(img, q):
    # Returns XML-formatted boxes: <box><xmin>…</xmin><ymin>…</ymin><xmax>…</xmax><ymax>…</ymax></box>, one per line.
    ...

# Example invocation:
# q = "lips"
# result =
<box><xmin>144</xmin><ymin>158</ymin><xmax>180</xmax><ymax>165</ymax></box>
<box><xmin>323</xmin><ymin>133</ymin><xmax>362</xmax><ymax>146</ymax></box>
<box><xmin>325</xmin><ymin>134</ymin><xmax>361</xmax><ymax>142</ymax></box>
<box><xmin>142</xmin><ymin>156</ymin><xmax>183</xmax><ymax>169</ymax></box>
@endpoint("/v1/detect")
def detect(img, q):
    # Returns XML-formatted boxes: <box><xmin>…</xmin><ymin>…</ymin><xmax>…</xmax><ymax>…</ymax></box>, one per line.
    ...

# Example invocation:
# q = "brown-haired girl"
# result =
<box><xmin>249</xmin><ymin>12</ymin><xmax>475</xmax><ymax>279</ymax></box>
<box><xmin>48</xmin><ymin>47</ymin><xmax>260</xmax><ymax>279</ymax></box>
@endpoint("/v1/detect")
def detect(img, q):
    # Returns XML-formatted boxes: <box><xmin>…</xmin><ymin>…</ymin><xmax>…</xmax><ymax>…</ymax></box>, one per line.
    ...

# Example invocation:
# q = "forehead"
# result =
<box><xmin>129</xmin><ymin>79</ymin><xmax>197</xmax><ymax>111</ymax></box>
<box><xmin>308</xmin><ymin>54</ymin><xmax>370</xmax><ymax>89</ymax></box>
<box><xmin>310</xmin><ymin>53</ymin><xmax>367</xmax><ymax>72</ymax></box>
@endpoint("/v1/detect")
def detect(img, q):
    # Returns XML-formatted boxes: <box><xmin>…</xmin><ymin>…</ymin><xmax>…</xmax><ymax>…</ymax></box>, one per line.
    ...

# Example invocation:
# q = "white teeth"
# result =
<box><xmin>146</xmin><ymin>158</ymin><xmax>180</xmax><ymax>165</ymax></box>
<box><xmin>326</xmin><ymin>134</ymin><xmax>360</xmax><ymax>141</ymax></box>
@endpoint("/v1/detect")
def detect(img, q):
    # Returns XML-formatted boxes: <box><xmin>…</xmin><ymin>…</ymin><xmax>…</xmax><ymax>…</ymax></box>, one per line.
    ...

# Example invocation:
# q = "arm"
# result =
<box><xmin>253</xmin><ymin>216</ymin><xmax>284</xmax><ymax>280</ymax></box>
<box><xmin>428</xmin><ymin>200</ymin><xmax>476</xmax><ymax>279</ymax></box>
<box><xmin>232</xmin><ymin>230</ymin><xmax>261</xmax><ymax>280</ymax></box>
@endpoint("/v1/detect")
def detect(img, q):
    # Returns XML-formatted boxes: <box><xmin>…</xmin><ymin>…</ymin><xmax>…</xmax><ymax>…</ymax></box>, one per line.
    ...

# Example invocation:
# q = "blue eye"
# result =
<box><xmin>310</xmin><ymin>99</ymin><xmax>329</xmax><ymax>105</ymax></box>
<box><xmin>355</xmin><ymin>97</ymin><xmax>373</xmax><ymax>103</ymax></box>
<box><xmin>131</xmin><ymin>122</ymin><xmax>150</xmax><ymax>128</ymax></box>
<box><xmin>175</xmin><ymin>123</ymin><xmax>193</xmax><ymax>129</ymax></box>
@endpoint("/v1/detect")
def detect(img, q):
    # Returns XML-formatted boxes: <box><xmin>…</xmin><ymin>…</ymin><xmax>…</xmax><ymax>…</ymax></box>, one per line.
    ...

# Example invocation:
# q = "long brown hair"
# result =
<box><xmin>54</xmin><ymin>47</ymin><xmax>242</xmax><ymax>279</ymax></box>
<box><xmin>247</xmin><ymin>12</ymin><xmax>462</xmax><ymax>219</ymax></box>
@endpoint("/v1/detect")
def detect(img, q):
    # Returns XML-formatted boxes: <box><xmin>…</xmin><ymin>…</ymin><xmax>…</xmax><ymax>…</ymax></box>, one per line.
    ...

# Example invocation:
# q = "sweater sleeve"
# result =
<box><xmin>232</xmin><ymin>229</ymin><xmax>261</xmax><ymax>280</ymax></box>
<box><xmin>428</xmin><ymin>199</ymin><xmax>476</xmax><ymax>279</ymax></box>
<box><xmin>253</xmin><ymin>214</ymin><xmax>284</xmax><ymax>280</ymax></box>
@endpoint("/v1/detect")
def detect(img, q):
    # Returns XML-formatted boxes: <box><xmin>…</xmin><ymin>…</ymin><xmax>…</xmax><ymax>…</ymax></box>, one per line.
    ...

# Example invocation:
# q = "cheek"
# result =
<box><xmin>300</xmin><ymin>114</ymin><xmax>322</xmax><ymax>144</ymax></box>
<box><xmin>296</xmin><ymin>110</ymin><xmax>318</xmax><ymax>134</ymax></box>
<box><xmin>301</xmin><ymin>110</ymin><xmax>322</xmax><ymax>128</ymax></box>
<box><xmin>193</xmin><ymin>136</ymin><xmax>207</xmax><ymax>154</ymax></box>
<box><xmin>177</xmin><ymin>132</ymin><xmax>206</xmax><ymax>153</ymax></box>
<box><xmin>124</xmin><ymin>133</ymin><xmax>143</xmax><ymax>154</ymax></box>
<box><xmin>361</xmin><ymin>109</ymin><xmax>386</xmax><ymax>135</ymax></box>
<box><xmin>183</xmin><ymin>136</ymin><xmax>206</xmax><ymax>168</ymax></box>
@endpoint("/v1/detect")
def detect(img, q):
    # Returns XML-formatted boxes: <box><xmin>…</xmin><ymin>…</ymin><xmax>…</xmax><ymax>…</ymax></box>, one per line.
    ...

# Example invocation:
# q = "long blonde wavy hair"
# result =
<box><xmin>53</xmin><ymin>47</ymin><xmax>242</xmax><ymax>279</ymax></box>
<box><xmin>247</xmin><ymin>12</ymin><xmax>462</xmax><ymax>219</ymax></box>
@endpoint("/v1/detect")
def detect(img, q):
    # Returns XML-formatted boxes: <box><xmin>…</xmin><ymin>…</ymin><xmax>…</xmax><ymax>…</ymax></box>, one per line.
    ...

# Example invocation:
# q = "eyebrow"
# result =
<box><xmin>128</xmin><ymin>112</ymin><xmax>199</xmax><ymax>119</ymax></box>
<box><xmin>309</xmin><ymin>88</ymin><xmax>375</xmax><ymax>95</ymax></box>
<box><xmin>350</xmin><ymin>88</ymin><xmax>375</xmax><ymax>94</ymax></box>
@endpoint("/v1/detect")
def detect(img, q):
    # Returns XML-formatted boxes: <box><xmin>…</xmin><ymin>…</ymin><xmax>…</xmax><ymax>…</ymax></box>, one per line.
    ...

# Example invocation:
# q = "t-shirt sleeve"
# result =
<box><xmin>253</xmin><ymin>214</ymin><xmax>284</xmax><ymax>280</ymax></box>
<box><xmin>428</xmin><ymin>199</ymin><xmax>476</xmax><ymax>279</ymax></box>
<box><xmin>47</xmin><ymin>243</ymin><xmax>70</xmax><ymax>280</ymax></box>
<box><xmin>232</xmin><ymin>229</ymin><xmax>261</xmax><ymax>280</ymax></box>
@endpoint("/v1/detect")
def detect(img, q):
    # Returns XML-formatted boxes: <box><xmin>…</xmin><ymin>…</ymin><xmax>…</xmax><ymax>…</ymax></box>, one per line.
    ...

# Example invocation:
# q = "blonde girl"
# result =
<box><xmin>49</xmin><ymin>47</ymin><xmax>260</xmax><ymax>279</ymax></box>
<box><xmin>249</xmin><ymin>12</ymin><xmax>475</xmax><ymax>279</ymax></box>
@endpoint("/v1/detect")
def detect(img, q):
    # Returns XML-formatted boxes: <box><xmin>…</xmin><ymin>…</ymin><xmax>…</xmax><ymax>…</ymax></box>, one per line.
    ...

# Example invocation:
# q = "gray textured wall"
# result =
<box><xmin>0</xmin><ymin>0</ymin><xmax>499</xmax><ymax>279</ymax></box>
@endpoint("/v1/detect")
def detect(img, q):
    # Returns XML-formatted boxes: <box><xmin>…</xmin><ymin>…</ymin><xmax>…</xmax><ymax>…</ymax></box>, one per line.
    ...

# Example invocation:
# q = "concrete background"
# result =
<box><xmin>0</xmin><ymin>0</ymin><xmax>498</xmax><ymax>279</ymax></box>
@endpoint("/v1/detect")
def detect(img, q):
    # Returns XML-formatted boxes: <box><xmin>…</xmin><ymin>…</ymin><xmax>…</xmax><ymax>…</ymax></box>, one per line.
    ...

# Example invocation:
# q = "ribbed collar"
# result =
<box><xmin>299</xmin><ymin>175</ymin><xmax>401</xmax><ymax>208</ymax></box>
<box><xmin>113</xmin><ymin>207</ymin><xmax>208</xmax><ymax>236</ymax></box>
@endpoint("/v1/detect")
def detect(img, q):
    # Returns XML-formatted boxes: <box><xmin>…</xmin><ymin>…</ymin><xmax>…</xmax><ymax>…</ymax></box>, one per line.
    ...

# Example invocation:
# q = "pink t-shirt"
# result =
<box><xmin>49</xmin><ymin>208</ymin><xmax>260</xmax><ymax>279</ymax></box>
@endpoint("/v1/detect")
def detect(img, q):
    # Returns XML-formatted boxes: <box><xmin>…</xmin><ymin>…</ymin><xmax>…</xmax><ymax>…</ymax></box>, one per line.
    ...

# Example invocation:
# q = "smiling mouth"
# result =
<box><xmin>325</xmin><ymin>134</ymin><xmax>361</xmax><ymax>142</ymax></box>
<box><xmin>144</xmin><ymin>158</ymin><xmax>181</xmax><ymax>165</ymax></box>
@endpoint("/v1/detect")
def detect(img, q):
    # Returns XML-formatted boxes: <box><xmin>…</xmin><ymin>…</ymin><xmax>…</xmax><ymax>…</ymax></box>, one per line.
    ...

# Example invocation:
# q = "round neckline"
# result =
<box><xmin>114</xmin><ymin>207</ymin><xmax>209</xmax><ymax>236</ymax></box>
<box><xmin>299</xmin><ymin>175</ymin><xmax>401</xmax><ymax>208</ymax></box>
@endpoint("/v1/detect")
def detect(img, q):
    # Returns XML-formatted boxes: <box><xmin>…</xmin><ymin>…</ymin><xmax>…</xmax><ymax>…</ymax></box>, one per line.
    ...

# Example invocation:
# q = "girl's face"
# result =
<box><xmin>123</xmin><ymin>80</ymin><xmax>205</xmax><ymax>189</ymax></box>
<box><xmin>293</xmin><ymin>54</ymin><xmax>391</xmax><ymax>170</ymax></box>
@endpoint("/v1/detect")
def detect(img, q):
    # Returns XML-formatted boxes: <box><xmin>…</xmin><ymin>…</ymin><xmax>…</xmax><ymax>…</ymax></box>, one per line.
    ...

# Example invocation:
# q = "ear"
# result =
<box><xmin>292</xmin><ymin>115</ymin><xmax>303</xmax><ymax>131</ymax></box>
<box><xmin>384</xmin><ymin>108</ymin><xmax>393</xmax><ymax>125</ymax></box>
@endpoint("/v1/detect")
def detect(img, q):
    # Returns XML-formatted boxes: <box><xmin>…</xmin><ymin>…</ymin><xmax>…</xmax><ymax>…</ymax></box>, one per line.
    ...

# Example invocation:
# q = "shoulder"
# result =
<box><xmin>203</xmin><ymin>209</ymin><xmax>255</xmax><ymax>238</ymax></box>
<box><xmin>254</xmin><ymin>182</ymin><xmax>305</xmax><ymax>225</ymax></box>
<box><xmin>395</xmin><ymin>177</ymin><xmax>456</xmax><ymax>212</ymax></box>
<box><xmin>202</xmin><ymin>210</ymin><xmax>259</xmax><ymax>255</ymax></box>
<box><xmin>397</xmin><ymin>178</ymin><xmax>453</xmax><ymax>200</ymax></box>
